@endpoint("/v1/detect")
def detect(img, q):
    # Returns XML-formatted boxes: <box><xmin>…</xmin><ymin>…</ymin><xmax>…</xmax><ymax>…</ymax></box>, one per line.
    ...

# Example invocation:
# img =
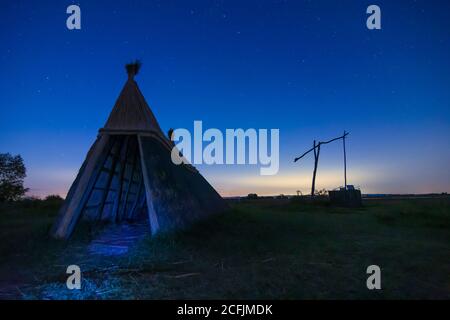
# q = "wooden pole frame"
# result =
<box><xmin>294</xmin><ymin>131</ymin><xmax>349</xmax><ymax>198</ymax></box>
<box><xmin>343</xmin><ymin>130</ymin><xmax>347</xmax><ymax>190</ymax></box>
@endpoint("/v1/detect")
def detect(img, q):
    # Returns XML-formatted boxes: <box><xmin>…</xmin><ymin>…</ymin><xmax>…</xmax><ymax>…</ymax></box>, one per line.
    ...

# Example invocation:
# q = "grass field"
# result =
<box><xmin>0</xmin><ymin>197</ymin><xmax>449</xmax><ymax>299</ymax></box>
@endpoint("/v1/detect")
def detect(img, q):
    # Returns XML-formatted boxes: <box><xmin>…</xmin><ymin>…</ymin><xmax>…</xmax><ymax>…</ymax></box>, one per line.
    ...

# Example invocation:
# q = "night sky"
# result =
<box><xmin>1</xmin><ymin>0</ymin><xmax>449</xmax><ymax>197</ymax></box>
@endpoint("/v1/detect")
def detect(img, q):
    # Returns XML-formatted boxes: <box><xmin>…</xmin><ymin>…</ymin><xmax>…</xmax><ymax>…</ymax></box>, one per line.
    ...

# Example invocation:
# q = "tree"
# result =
<box><xmin>45</xmin><ymin>194</ymin><xmax>63</xmax><ymax>202</ymax></box>
<box><xmin>0</xmin><ymin>153</ymin><xmax>29</xmax><ymax>202</ymax></box>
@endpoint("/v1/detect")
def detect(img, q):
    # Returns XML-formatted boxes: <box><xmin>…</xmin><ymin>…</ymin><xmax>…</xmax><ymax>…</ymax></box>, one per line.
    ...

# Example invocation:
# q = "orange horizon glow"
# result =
<box><xmin>24</xmin><ymin>166</ymin><xmax>449</xmax><ymax>199</ymax></box>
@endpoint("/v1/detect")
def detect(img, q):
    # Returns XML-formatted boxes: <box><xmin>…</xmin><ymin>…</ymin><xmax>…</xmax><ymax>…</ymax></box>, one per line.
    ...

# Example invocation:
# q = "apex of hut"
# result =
<box><xmin>125</xmin><ymin>60</ymin><xmax>142</xmax><ymax>80</ymax></box>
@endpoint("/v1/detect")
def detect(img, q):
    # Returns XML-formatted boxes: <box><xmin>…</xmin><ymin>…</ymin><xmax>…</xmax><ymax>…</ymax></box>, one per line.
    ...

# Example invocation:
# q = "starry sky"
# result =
<box><xmin>0</xmin><ymin>0</ymin><xmax>449</xmax><ymax>197</ymax></box>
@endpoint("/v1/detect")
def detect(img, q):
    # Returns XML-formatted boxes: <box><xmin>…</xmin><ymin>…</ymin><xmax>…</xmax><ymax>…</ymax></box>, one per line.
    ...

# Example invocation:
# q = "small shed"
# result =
<box><xmin>328</xmin><ymin>186</ymin><xmax>362</xmax><ymax>207</ymax></box>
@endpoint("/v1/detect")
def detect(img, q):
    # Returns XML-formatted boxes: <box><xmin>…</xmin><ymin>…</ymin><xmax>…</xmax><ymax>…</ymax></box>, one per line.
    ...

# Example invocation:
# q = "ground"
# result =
<box><xmin>0</xmin><ymin>197</ymin><xmax>449</xmax><ymax>299</ymax></box>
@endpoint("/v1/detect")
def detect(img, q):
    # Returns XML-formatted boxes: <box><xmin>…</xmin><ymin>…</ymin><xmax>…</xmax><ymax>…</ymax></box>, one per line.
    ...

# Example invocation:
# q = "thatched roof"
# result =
<box><xmin>103</xmin><ymin>63</ymin><xmax>163</xmax><ymax>134</ymax></box>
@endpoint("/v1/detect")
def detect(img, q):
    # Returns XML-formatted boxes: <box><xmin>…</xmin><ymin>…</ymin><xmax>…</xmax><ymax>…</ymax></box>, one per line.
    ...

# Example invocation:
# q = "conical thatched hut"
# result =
<box><xmin>51</xmin><ymin>62</ymin><xmax>227</xmax><ymax>239</ymax></box>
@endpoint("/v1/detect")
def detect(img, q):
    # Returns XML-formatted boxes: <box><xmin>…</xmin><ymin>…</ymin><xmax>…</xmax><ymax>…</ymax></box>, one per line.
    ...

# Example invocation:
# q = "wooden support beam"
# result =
<box><xmin>100</xmin><ymin>168</ymin><xmax>119</xmax><ymax>175</ymax></box>
<box><xmin>138</xmin><ymin>135</ymin><xmax>160</xmax><ymax>234</ymax></box>
<box><xmin>84</xmin><ymin>204</ymin><xmax>99</xmax><ymax>210</ymax></box>
<box><xmin>343</xmin><ymin>130</ymin><xmax>347</xmax><ymax>190</ymax></box>
<box><xmin>95</xmin><ymin>137</ymin><xmax>123</xmax><ymax>222</ymax></box>
<box><xmin>76</xmin><ymin>136</ymin><xmax>117</xmax><ymax>221</ymax></box>
<box><xmin>311</xmin><ymin>141</ymin><xmax>320</xmax><ymax>198</ymax></box>
<box><xmin>128</xmin><ymin>176</ymin><xmax>143</xmax><ymax>220</ymax></box>
<box><xmin>93</xmin><ymin>187</ymin><xmax>118</xmax><ymax>192</ymax></box>
<box><xmin>51</xmin><ymin>135</ymin><xmax>119</xmax><ymax>238</ymax></box>
<box><xmin>112</xmin><ymin>136</ymin><xmax>130</xmax><ymax>223</ymax></box>
<box><xmin>119</xmin><ymin>138</ymin><xmax>139</xmax><ymax>221</ymax></box>
<box><xmin>294</xmin><ymin>132</ymin><xmax>349</xmax><ymax>162</ymax></box>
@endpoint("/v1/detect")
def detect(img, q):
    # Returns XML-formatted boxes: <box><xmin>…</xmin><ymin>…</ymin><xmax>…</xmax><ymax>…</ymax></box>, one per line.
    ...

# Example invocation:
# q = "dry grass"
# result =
<box><xmin>0</xmin><ymin>197</ymin><xmax>449</xmax><ymax>299</ymax></box>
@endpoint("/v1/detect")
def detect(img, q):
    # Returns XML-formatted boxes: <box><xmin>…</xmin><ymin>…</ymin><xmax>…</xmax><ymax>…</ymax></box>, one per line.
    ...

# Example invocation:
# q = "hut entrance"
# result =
<box><xmin>79</xmin><ymin>135</ymin><xmax>151</xmax><ymax>231</ymax></box>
